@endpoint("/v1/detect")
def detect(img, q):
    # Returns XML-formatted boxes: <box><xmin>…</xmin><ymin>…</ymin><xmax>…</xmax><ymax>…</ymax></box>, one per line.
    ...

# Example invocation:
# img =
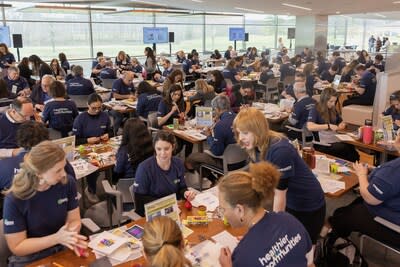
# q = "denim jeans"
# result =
<box><xmin>8</xmin><ymin>245</ymin><xmax>65</xmax><ymax>267</ymax></box>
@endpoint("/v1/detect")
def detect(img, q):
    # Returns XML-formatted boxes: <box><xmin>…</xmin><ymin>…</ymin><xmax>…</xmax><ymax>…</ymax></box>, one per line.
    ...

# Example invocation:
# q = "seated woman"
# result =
<box><xmin>133</xmin><ymin>131</ymin><xmax>196</xmax><ymax>216</ymax></box>
<box><xmin>136</xmin><ymin>81</ymin><xmax>162</xmax><ymax>119</ymax></box>
<box><xmin>382</xmin><ymin>91</ymin><xmax>400</xmax><ymax>131</ymax></box>
<box><xmin>42</xmin><ymin>81</ymin><xmax>78</xmax><ymax>137</ymax></box>
<box><xmin>208</xmin><ymin>70</ymin><xmax>226</xmax><ymax>94</ymax></box>
<box><xmin>233</xmin><ymin>107</ymin><xmax>325</xmax><ymax>246</ymax></box>
<box><xmin>50</xmin><ymin>58</ymin><xmax>66</xmax><ymax>80</ymax></box>
<box><xmin>143</xmin><ymin>216</ymin><xmax>192</xmax><ymax>267</ymax></box>
<box><xmin>328</xmin><ymin>155</ymin><xmax>400</xmax><ymax>249</ymax></box>
<box><xmin>72</xmin><ymin>93</ymin><xmax>112</xmax><ymax>202</ymax></box>
<box><xmin>340</xmin><ymin>60</ymin><xmax>358</xmax><ymax>83</ymax></box>
<box><xmin>218</xmin><ymin>162</ymin><xmax>314</xmax><ymax>267</ymax></box>
<box><xmin>114</xmin><ymin>118</ymin><xmax>154</xmax><ymax>182</ymax></box>
<box><xmin>162</xmin><ymin>69</ymin><xmax>184</xmax><ymax>97</ymax></box>
<box><xmin>222</xmin><ymin>59</ymin><xmax>242</xmax><ymax>85</ymax></box>
<box><xmin>189</xmin><ymin>79</ymin><xmax>216</xmax><ymax>107</ymax></box>
<box><xmin>307</xmin><ymin>87</ymin><xmax>360</xmax><ymax>162</ymax></box>
<box><xmin>115</xmin><ymin>50</ymin><xmax>131</xmax><ymax>72</ymax></box>
<box><xmin>3</xmin><ymin>141</ymin><xmax>87</xmax><ymax>266</ymax></box>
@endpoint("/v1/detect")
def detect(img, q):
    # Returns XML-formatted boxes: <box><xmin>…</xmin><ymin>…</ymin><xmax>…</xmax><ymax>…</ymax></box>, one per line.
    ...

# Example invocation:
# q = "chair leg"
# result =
<box><xmin>359</xmin><ymin>234</ymin><xmax>365</xmax><ymax>255</ymax></box>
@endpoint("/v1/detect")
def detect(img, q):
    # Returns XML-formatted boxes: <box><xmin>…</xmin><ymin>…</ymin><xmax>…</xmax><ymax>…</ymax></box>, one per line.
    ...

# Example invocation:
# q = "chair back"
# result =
<box><xmin>68</xmin><ymin>95</ymin><xmax>88</xmax><ymax>110</ymax></box>
<box><xmin>283</xmin><ymin>75</ymin><xmax>295</xmax><ymax>88</ymax></box>
<box><xmin>0</xmin><ymin>219</ymin><xmax>12</xmax><ymax>266</ymax></box>
<box><xmin>48</xmin><ymin>128</ymin><xmax>63</xmax><ymax>140</ymax></box>
<box><xmin>266</xmin><ymin>77</ymin><xmax>279</xmax><ymax>90</ymax></box>
<box><xmin>147</xmin><ymin>111</ymin><xmax>159</xmax><ymax>129</ymax></box>
<box><xmin>222</xmin><ymin>144</ymin><xmax>249</xmax><ymax>173</ymax></box>
<box><xmin>116</xmin><ymin>178</ymin><xmax>135</xmax><ymax>204</ymax></box>
<box><xmin>101</xmin><ymin>79</ymin><xmax>117</xmax><ymax>89</ymax></box>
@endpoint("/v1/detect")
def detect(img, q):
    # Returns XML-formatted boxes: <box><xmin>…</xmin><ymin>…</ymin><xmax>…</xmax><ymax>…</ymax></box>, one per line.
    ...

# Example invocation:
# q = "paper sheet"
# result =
<box><xmin>191</xmin><ymin>192</ymin><xmax>219</xmax><ymax>211</ymax></box>
<box><xmin>335</xmin><ymin>134</ymin><xmax>355</xmax><ymax>141</ymax></box>
<box><xmin>212</xmin><ymin>231</ymin><xmax>238</xmax><ymax>252</ymax></box>
<box><xmin>317</xmin><ymin>177</ymin><xmax>346</xmax><ymax>193</ymax></box>
<box><xmin>186</xmin><ymin>240</ymin><xmax>223</xmax><ymax>267</ymax></box>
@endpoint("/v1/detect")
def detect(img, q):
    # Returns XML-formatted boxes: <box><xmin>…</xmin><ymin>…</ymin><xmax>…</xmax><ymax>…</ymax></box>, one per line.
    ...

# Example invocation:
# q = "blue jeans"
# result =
<box><xmin>8</xmin><ymin>245</ymin><xmax>65</xmax><ymax>267</ymax></box>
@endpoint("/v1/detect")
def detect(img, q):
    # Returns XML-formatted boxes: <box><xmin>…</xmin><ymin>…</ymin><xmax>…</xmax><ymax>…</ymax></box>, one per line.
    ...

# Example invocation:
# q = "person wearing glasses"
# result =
<box><xmin>0</xmin><ymin>97</ymin><xmax>34</xmax><ymax>159</ymax></box>
<box><xmin>4</xmin><ymin>66</ymin><xmax>30</xmax><ymax>97</ymax></box>
<box><xmin>153</xmin><ymin>59</ymin><xmax>173</xmax><ymax>83</ymax></box>
<box><xmin>72</xmin><ymin>93</ymin><xmax>112</xmax><ymax>202</ymax></box>
<box><xmin>218</xmin><ymin>162</ymin><xmax>314</xmax><ymax>267</ymax></box>
<box><xmin>382</xmin><ymin>91</ymin><xmax>400</xmax><ymax>131</ymax></box>
<box><xmin>133</xmin><ymin>131</ymin><xmax>196</xmax><ymax>216</ymax></box>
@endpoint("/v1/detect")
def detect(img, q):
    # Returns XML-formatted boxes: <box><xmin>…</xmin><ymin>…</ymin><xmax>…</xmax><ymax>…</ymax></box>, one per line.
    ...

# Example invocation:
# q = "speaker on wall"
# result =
<box><xmin>244</xmin><ymin>33</ymin><xmax>249</xmax><ymax>42</ymax></box>
<box><xmin>169</xmin><ymin>32</ymin><xmax>175</xmax><ymax>43</ymax></box>
<box><xmin>12</xmin><ymin>34</ymin><xmax>23</xmax><ymax>48</ymax></box>
<box><xmin>287</xmin><ymin>28</ymin><xmax>295</xmax><ymax>39</ymax></box>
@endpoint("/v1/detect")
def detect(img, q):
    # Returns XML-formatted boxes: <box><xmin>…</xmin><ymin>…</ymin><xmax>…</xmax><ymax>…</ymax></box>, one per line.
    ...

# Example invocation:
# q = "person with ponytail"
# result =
<box><xmin>233</xmin><ymin>107</ymin><xmax>325</xmax><ymax>246</ymax></box>
<box><xmin>2</xmin><ymin>141</ymin><xmax>87</xmax><ymax>266</ymax></box>
<box><xmin>142</xmin><ymin>216</ymin><xmax>192</xmax><ymax>267</ymax></box>
<box><xmin>218</xmin><ymin>162</ymin><xmax>314</xmax><ymax>267</ymax></box>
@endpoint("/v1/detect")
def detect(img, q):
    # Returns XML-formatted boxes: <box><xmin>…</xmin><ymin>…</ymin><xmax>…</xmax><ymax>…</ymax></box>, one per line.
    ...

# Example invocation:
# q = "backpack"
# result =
<box><xmin>315</xmin><ymin>233</ymin><xmax>368</xmax><ymax>267</ymax></box>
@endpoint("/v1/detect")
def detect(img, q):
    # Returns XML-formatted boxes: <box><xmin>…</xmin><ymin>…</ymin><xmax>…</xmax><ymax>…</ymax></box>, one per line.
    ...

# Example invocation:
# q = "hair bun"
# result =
<box><xmin>249</xmin><ymin>162</ymin><xmax>280</xmax><ymax>199</ymax></box>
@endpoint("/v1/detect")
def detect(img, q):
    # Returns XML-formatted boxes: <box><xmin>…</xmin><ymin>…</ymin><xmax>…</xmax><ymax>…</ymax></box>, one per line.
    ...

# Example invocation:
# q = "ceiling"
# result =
<box><xmin>7</xmin><ymin>0</ymin><xmax>400</xmax><ymax>17</ymax></box>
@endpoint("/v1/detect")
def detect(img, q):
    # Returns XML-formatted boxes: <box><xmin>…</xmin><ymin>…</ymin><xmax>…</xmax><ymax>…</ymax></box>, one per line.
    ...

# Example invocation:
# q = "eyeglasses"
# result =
<box><xmin>89</xmin><ymin>105</ymin><xmax>102</xmax><ymax>111</ymax></box>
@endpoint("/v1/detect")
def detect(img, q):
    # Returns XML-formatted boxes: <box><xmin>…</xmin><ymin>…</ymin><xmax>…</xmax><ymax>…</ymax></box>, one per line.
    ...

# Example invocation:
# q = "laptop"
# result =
<box><xmin>332</xmin><ymin>74</ymin><xmax>342</xmax><ymax>90</ymax></box>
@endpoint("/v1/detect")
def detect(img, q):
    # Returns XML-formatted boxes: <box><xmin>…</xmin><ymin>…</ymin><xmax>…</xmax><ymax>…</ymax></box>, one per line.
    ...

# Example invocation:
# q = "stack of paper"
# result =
<box><xmin>70</xmin><ymin>159</ymin><xmax>98</xmax><ymax>180</ymax></box>
<box><xmin>317</xmin><ymin>177</ymin><xmax>346</xmax><ymax>193</ymax></box>
<box><xmin>191</xmin><ymin>192</ymin><xmax>219</xmax><ymax>212</ymax></box>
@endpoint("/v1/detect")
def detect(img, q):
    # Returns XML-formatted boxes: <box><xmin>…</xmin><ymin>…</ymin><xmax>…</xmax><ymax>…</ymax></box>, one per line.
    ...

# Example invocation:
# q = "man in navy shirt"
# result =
<box><xmin>332</xmin><ymin>51</ymin><xmax>346</xmax><ymax>73</ymax></box>
<box><xmin>66</xmin><ymin>65</ymin><xmax>95</xmax><ymax>95</ymax></box>
<box><xmin>343</xmin><ymin>65</ymin><xmax>376</xmax><ymax>106</ymax></box>
<box><xmin>30</xmin><ymin>75</ymin><xmax>55</xmax><ymax>112</ymax></box>
<box><xmin>4</xmin><ymin>66</ymin><xmax>30</xmax><ymax>96</ymax></box>
<box><xmin>319</xmin><ymin>64</ymin><xmax>338</xmax><ymax>83</ymax></box>
<box><xmin>279</xmin><ymin>55</ymin><xmax>296</xmax><ymax>82</ymax></box>
<box><xmin>284</xmin><ymin>82</ymin><xmax>315</xmax><ymax>141</ymax></box>
<box><xmin>99</xmin><ymin>60</ymin><xmax>117</xmax><ymax>80</ymax></box>
<box><xmin>185</xmin><ymin>96</ymin><xmax>237</xmax><ymax>182</ymax></box>
<box><xmin>0</xmin><ymin>97</ymin><xmax>34</xmax><ymax>159</ymax></box>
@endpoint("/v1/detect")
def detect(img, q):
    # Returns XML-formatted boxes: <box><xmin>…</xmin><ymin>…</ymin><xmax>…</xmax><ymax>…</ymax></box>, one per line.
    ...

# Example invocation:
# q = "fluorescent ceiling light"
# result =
<box><xmin>192</xmin><ymin>0</ymin><xmax>204</xmax><ymax>2</ymax></box>
<box><xmin>130</xmin><ymin>0</ymin><xmax>168</xmax><ymax>7</ymax></box>
<box><xmin>234</xmin><ymin>7</ymin><xmax>264</xmax><ymax>13</ymax></box>
<box><xmin>393</xmin><ymin>1</ymin><xmax>400</xmax><ymax>3</ymax></box>
<box><xmin>282</xmin><ymin>3</ymin><xmax>312</xmax><ymax>11</ymax></box>
<box><xmin>374</xmin><ymin>13</ymin><xmax>387</xmax><ymax>18</ymax></box>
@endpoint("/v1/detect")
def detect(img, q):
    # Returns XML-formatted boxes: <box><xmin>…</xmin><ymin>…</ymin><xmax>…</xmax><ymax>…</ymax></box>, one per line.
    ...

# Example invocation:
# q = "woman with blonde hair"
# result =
<box><xmin>218</xmin><ymin>162</ymin><xmax>314</xmax><ymax>267</ymax></box>
<box><xmin>189</xmin><ymin>78</ymin><xmax>216</xmax><ymax>107</ymax></box>
<box><xmin>3</xmin><ymin>141</ymin><xmax>87</xmax><ymax>266</ymax></box>
<box><xmin>233</xmin><ymin>107</ymin><xmax>325</xmax><ymax>246</ymax></box>
<box><xmin>143</xmin><ymin>216</ymin><xmax>192</xmax><ymax>267</ymax></box>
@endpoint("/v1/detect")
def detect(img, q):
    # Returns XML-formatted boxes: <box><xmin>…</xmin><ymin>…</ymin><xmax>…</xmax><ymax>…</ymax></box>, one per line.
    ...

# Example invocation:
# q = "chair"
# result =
<box><xmin>285</xmin><ymin>125</ymin><xmax>314</xmax><ymax>148</ymax></box>
<box><xmin>116</xmin><ymin>178</ymin><xmax>135</xmax><ymax>205</ymax></box>
<box><xmin>0</xmin><ymin>219</ymin><xmax>12</xmax><ymax>267</ymax></box>
<box><xmin>48</xmin><ymin>128</ymin><xmax>63</xmax><ymax>140</ymax></box>
<box><xmin>84</xmin><ymin>180</ymin><xmax>142</xmax><ymax>228</ymax></box>
<box><xmin>199</xmin><ymin>144</ymin><xmax>248</xmax><ymax>191</ymax></box>
<box><xmin>101</xmin><ymin>78</ymin><xmax>117</xmax><ymax>89</ymax></box>
<box><xmin>359</xmin><ymin>216</ymin><xmax>400</xmax><ymax>258</ymax></box>
<box><xmin>257</xmin><ymin>77</ymin><xmax>279</xmax><ymax>103</ymax></box>
<box><xmin>283</xmin><ymin>75</ymin><xmax>295</xmax><ymax>88</ymax></box>
<box><xmin>68</xmin><ymin>95</ymin><xmax>88</xmax><ymax>111</ymax></box>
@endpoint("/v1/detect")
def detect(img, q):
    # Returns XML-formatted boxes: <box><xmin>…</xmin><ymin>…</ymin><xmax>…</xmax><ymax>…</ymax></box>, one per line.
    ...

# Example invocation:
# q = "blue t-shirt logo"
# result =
<box><xmin>57</xmin><ymin>198</ymin><xmax>68</xmax><ymax>205</ymax></box>
<box><xmin>4</xmin><ymin>219</ymin><xmax>14</xmax><ymax>226</ymax></box>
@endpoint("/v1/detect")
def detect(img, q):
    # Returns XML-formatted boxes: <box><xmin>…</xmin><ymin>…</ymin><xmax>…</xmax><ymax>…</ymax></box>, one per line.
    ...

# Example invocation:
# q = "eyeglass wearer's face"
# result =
<box><xmin>88</xmin><ymin>101</ymin><xmax>102</xmax><ymax>115</ymax></box>
<box><xmin>218</xmin><ymin>193</ymin><xmax>241</xmax><ymax>228</ymax></box>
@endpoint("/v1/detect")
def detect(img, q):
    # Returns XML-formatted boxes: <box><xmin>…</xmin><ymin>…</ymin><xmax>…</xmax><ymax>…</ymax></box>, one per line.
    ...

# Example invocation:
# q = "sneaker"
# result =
<box><xmin>85</xmin><ymin>187</ymin><xmax>100</xmax><ymax>203</ymax></box>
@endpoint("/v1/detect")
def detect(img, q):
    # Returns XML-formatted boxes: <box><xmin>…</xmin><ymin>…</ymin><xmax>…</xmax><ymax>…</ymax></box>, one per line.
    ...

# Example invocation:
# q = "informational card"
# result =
<box><xmin>52</xmin><ymin>135</ymin><xmax>76</xmax><ymax>161</ymax></box>
<box><xmin>191</xmin><ymin>191</ymin><xmax>219</xmax><ymax>212</ymax></box>
<box><xmin>144</xmin><ymin>194</ymin><xmax>180</xmax><ymax>223</ymax></box>
<box><xmin>382</xmin><ymin>115</ymin><xmax>394</xmax><ymax>141</ymax></box>
<box><xmin>88</xmin><ymin>231</ymin><xmax>127</xmax><ymax>256</ymax></box>
<box><xmin>196</xmin><ymin>106</ymin><xmax>213</xmax><ymax>127</ymax></box>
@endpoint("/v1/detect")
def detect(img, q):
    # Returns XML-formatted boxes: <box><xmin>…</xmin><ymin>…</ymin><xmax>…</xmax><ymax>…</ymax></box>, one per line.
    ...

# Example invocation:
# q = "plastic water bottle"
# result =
<box><xmin>362</xmin><ymin>119</ymin><xmax>373</xmax><ymax>145</ymax></box>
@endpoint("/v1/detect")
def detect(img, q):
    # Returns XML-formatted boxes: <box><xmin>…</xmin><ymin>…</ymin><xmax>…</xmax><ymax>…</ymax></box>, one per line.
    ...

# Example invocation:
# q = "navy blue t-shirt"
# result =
<box><xmin>162</xmin><ymin>67</ymin><xmax>173</xmax><ymax>77</ymax></box>
<box><xmin>157</xmin><ymin>100</ymin><xmax>183</xmax><ymax>126</ymax></box>
<box><xmin>0</xmin><ymin>113</ymin><xmax>21</xmax><ymax>149</ymax></box>
<box><xmin>207</xmin><ymin>111</ymin><xmax>236</xmax><ymax>156</ymax></box>
<box><xmin>307</xmin><ymin>106</ymin><xmax>342</xmax><ymax>141</ymax></box>
<box><xmin>223</xmin><ymin>68</ymin><xmax>239</xmax><ymax>84</ymax></box>
<box><xmin>259</xmin><ymin>70</ymin><xmax>274</xmax><ymax>84</ymax></box>
<box><xmin>383</xmin><ymin>106</ymin><xmax>400</xmax><ymax>131</ymax></box>
<box><xmin>256</xmin><ymin>138</ymin><xmax>325</xmax><ymax>212</ymax></box>
<box><xmin>0</xmin><ymin>152</ymin><xmax>25</xmax><ymax>191</ymax></box>
<box><xmin>66</xmin><ymin>76</ymin><xmax>95</xmax><ymax>95</ymax></box>
<box><xmin>232</xmin><ymin>212</ymin><xmax>312</xmax><ymax>267</ymax></box>
<box><xmin>279</xmin><ymin>63</ymin><xmax>296</xmax><ymax>82</ymax></box>
<box><xmin>3</xmin><ymin>175</ymin><xmax>78</xmax><ymax>237</ymax></box>
<box><xmin>134</xmin><ymin>156</ymin><xmax>187</xmax><ymax>199</ymax></box>
<box><xmin>333</xmin><ymin>57</ymin><xmax>346</xmax><ymax>73</ymax></box>
<box><xmin>290</xmin><ymin>96</ymin><xmax>315</xmax><ymax>129</ymax></box>
<box><xmin>114</xmin><ymin>145</ymin><xmax>136</xmax><ymax>179</ymax></box>
<box><xmin>365</xmin><ymin>158</ymin><xmax>400</xmax><ymax>224</ymax></box>
<box><xmin>0</xmin><ymin>53</ymin><xmax>16</xmax><ymax>69</ymax></box>
<box><xmin>182</xmin><ymin>59</ymin><xmax>193</xmax><ymax>75</ymax></box>
<box><xmin>72</xmin><ymin>111</ymin><xmax>111</xmax><ymax>142</ymax></box>
<box><xmin>4</xmin><ymin>76</ymin><xmax>29</xmax><ymax>95</ymax></box>
<box><xmin>136</xmin><ymin>93</ymin><xmax>162</xmax><ymax>118</ymax></box>
<box><xmin>359</xmin><ymin>71</ymin><xmax>376</xmax><ymax>104</ymax></box>
<box><xmin>112</xmin><ymin>78</ymin><xmax>135</xmax><ymax>98</ymax></box>
<box><xmin>42</xmin><ymin>100</ymin><xmax>79</xmax><ymax>132</ymax></box>
<box><xmin>99</xmin><ymin>68</ymin><xmax>117</xmax><ymax>79</ymax></box>
<box><xmin>320</xmin><ymin>70</ymin><xmax>335</xmax><ymax>83</ymax></box>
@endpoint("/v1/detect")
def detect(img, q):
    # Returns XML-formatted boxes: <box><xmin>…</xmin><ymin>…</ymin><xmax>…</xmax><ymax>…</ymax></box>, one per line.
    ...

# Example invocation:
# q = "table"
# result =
<box><xmin>163</xmin><ymin>125</ymin><xmax>206</xmax><ymax>153</ymax></box>
<box><xmin>27</xmin><ymin>202</ymin><xmax>246</xmax><ymax>267</ymax></box>
<box><xmin>103</xmin><ymin>99</ymin><xmax>137</xmax><ymax>115</ymax></box>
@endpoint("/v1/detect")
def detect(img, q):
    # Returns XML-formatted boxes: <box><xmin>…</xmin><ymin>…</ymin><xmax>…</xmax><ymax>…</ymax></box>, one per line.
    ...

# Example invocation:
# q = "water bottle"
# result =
<box><xmin>362</xmin><ymin>119</ymin><xmax>373</xmax><ymax>145</ymax></box>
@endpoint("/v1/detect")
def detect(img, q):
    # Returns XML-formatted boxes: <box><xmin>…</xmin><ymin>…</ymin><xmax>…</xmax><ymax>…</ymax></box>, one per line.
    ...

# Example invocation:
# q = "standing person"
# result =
<box><xmin>233</xmin><ymin>107</ymin><xmax>326</xmax><ymax>246</ymax></box>
<box><xmin>2</xmin><ymin>141</ymin><xmax>87</xmax><ymax>266</ymax></box>
<box><xmin>218</xmin><ymin>162</ymin><xmax>314</xmax><ymax>267</ymax></box>
<box><xmin>133</xmin><ymin>131</ymin><xmax>196</xmax><ymax>216</ymax></box>
<box><xmin>278</xmin><ymin>37</ymin><xmax>285</xmax><ymax>50</ymax></box>
<box><xmin>144</xmin><ymin>47</ymin><xmax>157</xmax><ymax>80</ymax></box>
<box><xmin>368</xmin><ymin>35</ymin><xmax>376</xmax><ymax>53</ymax></box>
<box><xmin>58</xmin><ymin>52</ymin><xmax>70</xmax><ymax>73</ymax></box>
<box><xmin>28</xmin><ymin>55</ymin><xmax>52</xmax><ymax>79</ymax></box>
<box><xmin>42</xmin><ymin>80</ymin><xmax>78</xmax><ymax>137</ymax></box>
<box><xmin>375</xmin><ymin>37</ymin><xmax>382</xmax><ymax>52</ymax></box>
<box><xmin>307</xmin><ymin>87</ymin><xmax>360</xmax><ymax>162</ymax></box>
<box><xmin>0</xmin><ymin>43</ymin><xmax>16</xmax><ymax>70</ymax></box>
<box><xmin>113</xmin><ymin>118</ymin><xmax>154</xmax><ymax>181</ymax></box>
<box><xmin>142</xmin><ymin>216</ymin><xmax>192</xmax><ymax>267</ymax></box>
<box><xmin>72</xmin><ymin>93</ymin><xmax>112</xmax><ymax>202</ymax></box>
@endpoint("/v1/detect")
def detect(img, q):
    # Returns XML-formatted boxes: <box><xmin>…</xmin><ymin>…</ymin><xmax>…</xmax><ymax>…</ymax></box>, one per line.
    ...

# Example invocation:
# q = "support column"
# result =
<box><xmin>295</xmin><ymin>15</ymin><xmax>328</xmax><ymax>55</ymax></box>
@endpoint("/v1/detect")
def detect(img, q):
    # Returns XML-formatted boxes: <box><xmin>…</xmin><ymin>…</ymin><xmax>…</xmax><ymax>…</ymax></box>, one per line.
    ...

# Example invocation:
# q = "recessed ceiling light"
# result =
<box><xmin>192</xmin><ymin>0</ymin><xmax>204</xmax><ymax>2</ymax></box>
<box><xmin>234</xmin><ymin>7</ymin><xmax>264</xmax><ymax>13</ymax></box>
<box><xmin>282</xmin><ymin>3</ymin><xmax>312</xmax><ymax>11</ymax></box>
<box><xmin>393</xmin><ymin>1</ymin><xmax>400</xmax><ymax>3</ymax></box>
<box><xmin>336</xmin><ymin>11</ymin><xmax>340</xmax><ymax>14</ymax></box>
<box><xmin>374</xmin><ymin>13</ymin><xmax>387</xmax><ymax>18</ymax></box>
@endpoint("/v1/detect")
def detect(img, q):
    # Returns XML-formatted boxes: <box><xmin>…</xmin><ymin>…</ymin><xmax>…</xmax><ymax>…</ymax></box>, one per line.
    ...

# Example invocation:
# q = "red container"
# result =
<box><xmin>362</xmin><ymin>119</ymin><xmax>373</xmax><ymax>145</ymax></box>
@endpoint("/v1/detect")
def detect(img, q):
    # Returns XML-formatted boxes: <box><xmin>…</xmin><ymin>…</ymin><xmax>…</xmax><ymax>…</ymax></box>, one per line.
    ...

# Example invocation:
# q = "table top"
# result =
<box><xmin>27</xmin><ymin>203</ymin><xmax>246</xmax><ymax>267</ymax></box>
<box><xmin>103</xmin><ymin>99</ymin><xmax>137</xmax><ymax>113</ymax></box>
<box><xmin>163</xmin><ymin>125</ymin><xmax>207</xmax><ymax>145</ymax></box>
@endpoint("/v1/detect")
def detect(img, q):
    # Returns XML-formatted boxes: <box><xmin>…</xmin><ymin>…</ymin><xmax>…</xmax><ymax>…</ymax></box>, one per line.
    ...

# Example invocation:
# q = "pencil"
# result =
<box><xmin>52</xmin><ymin>262</ymin><xmax>65</xmax><ymax>267</ymax></box>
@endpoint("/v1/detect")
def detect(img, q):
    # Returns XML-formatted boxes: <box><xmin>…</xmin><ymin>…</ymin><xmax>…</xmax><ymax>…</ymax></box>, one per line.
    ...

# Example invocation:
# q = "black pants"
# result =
<box><xmin>343</xmin><ymin>97</ymin><xmax>373</xmax><ymax>107</ymax></box>
<box><xmin>175</xmin><ymin>138</ymin><xmax>193</xmax><ymax>157</ymax></box>
<box><xmin>329</xmin><ymin>197</ymin><xmax>400</xmax><ymax>249</ymax></box>
<box><xmin>287</xmin><ymin>204</ymin><xmax>326</xmax><ymax>244</ymax></box>
<box><xmin>314</xmin><ymin>142</ymin><xmax>360</xmax><ymax>162</ymax></box>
